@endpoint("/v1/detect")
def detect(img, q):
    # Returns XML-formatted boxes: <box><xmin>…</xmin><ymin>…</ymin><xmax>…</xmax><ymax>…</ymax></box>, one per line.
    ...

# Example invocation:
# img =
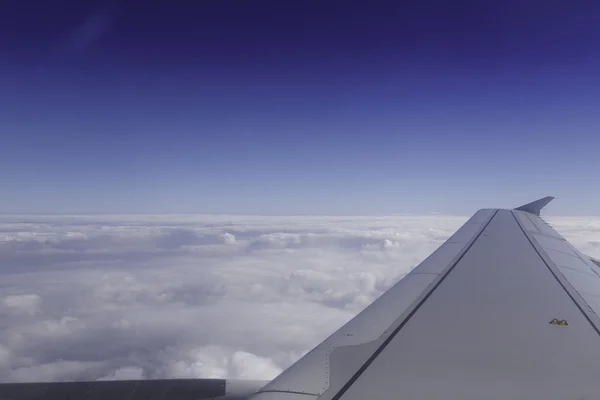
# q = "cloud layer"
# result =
<box><xmin>0</xmin><ymin>214</ymin><xmax>598</xmax><ymax>383</ymax></box>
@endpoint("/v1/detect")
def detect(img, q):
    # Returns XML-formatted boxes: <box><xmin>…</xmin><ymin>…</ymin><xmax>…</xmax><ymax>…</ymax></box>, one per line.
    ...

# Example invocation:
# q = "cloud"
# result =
<box><xmin>545</xmin><ymin>217</ymin><xmax>600</xmax><ymax>260</ymax></box>
<box><xmin>0</xmin><ymin>213</ymin><xmax>598</xmax><ymax>383</ymax></box>
<box><xmin>2</xmin><ymin>294</ymin><xmax>41</xmax><ymax>316</ymax></box>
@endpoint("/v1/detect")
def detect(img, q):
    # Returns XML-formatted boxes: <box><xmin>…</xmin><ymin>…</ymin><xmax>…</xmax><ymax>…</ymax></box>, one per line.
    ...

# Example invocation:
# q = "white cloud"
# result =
<box><xmin>545</xmin><ymin>217</ymin><xmax>600</xmax><ymax>260</ymax></box>
<box><xmin>2</xmin><ymin>294</ymin><xmax>41</xmax><ymax>316</ymax></box>
<box><xmin>231</xmin><ymin>351</ymin><xmax>282</xmax><ymax>380</ymax></box>
<box><xmin>0</xmin><ymin>214</ymin><xmax>598</xmax><ymax>383</ymax></box>
<box><xmin>0</xmin><ymin>346</ymin><xmax>10</xmax><ymax>370</ymax></box>
<box><xmin>98</xmin><ymin>366</ymin><xmax>144</xmax><ymax>381</ymax></box>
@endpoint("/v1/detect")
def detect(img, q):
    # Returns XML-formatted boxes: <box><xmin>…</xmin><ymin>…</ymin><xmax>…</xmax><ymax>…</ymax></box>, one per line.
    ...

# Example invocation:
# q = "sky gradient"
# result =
<box><xmin>2</xmin><ymin>1</ymin><xmax>600</xmax><ymax>215</ymax></box>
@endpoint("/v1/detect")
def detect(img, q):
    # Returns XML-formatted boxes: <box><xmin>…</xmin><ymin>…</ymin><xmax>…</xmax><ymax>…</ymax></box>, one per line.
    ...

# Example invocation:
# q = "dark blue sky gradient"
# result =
<box><xmin>2</xmin><ymin>1</ymin><xmax>600</xmax><ymax>214</ymax></box>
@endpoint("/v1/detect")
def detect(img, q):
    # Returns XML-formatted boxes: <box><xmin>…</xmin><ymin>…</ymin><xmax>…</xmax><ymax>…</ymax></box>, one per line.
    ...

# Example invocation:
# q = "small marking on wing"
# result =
<box><xmin>549</xmin><ymin>318</ymin><xmax>569</xmax><ymax>326</ymax></box>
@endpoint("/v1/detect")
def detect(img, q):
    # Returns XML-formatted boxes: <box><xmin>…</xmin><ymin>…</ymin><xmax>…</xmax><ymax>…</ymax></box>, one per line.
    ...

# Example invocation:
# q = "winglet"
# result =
<box><xmin>514</xmin><ymin>196</ymin><xmax>555</xmax><ymax>216</ymax></box>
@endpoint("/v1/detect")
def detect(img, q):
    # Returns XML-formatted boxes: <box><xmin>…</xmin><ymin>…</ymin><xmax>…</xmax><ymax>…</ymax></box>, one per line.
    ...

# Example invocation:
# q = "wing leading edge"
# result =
<box><xmin>250</xmin><ymin>197</ymin><xmax>600</xmax><ymax>400</ymax></box>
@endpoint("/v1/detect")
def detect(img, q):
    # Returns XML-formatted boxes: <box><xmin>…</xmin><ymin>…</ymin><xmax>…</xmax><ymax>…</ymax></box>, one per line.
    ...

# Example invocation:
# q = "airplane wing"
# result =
<box><xmin>3</xmin><ymin>197</ymin><xmax>600</xmax><ymax>399</ymax></box>
<box><xmin>249</xmin><ymin>196</ymin><xmax>600</xmax><ymax>400</ymax></box>
<box><xmin>0</xmin><ymin>379</ymin><xmax>268</xmax><ymax>399</ymax></box>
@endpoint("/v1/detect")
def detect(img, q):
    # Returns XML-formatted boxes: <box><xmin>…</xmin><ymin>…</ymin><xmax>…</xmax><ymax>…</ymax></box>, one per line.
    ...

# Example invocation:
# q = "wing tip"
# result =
<box><xmin>514</xmin><ymin>196</ymin><xmax>555</xmax><ymax>216</ymax></box>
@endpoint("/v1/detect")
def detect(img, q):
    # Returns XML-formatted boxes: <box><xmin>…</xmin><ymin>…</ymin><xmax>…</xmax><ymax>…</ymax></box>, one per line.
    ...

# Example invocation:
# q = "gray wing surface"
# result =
<box><xmin>251</xmin><ymin>197</ymin><xmax>600</xmax><ymax>400</ymax></box>
<box><xmin>0</xmin><ymin>378</ymin><xmax>268</xmax><ymax>399</ymax></box>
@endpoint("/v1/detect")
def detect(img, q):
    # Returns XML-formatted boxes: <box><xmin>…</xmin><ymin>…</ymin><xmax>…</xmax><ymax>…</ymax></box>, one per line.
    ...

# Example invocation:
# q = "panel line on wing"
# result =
<box><xmin>259</xmin><ymin>390</ymin><xmax>320</xmax><ymax>397</ymax></box>
<box><xmin>329</xmin><ymin>210</ymin><xmax>499</xmax><ymax>400</ymax></box>
<box><xmin>540</xmin><ymin>246</ymin><xmax>578</xmax><ymax>258</ymax></box>
<box><xmin>511</xmin><ymin>211</ymin><xmax>600</xmax><ymax>337</ymax></box>
<box><xmin>409</xmin><ymin>272</ymin><xmax>442</xmax><ymax>275</ymax></box>
<box><xmin>558</xmin><ymin>264</ymin><xmax>599</xmax><ymax>278</ymax></box>
<box><xmin>524</xmin><ymin>212</ymin><xmax>540</xmax><ymax>230</ymax></box>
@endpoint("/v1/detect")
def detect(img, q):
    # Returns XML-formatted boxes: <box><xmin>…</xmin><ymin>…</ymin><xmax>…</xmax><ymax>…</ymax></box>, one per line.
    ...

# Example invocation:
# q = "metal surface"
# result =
<box><xmin>514</xmin><ymin>196</ymin><xmax>554</xmax><ymax>216</ymax></box>
<box><xmin>255</xmin><ymin>274</ymin><xmax>438</xmax><ymax>396</ymax></box>
<box><xmin>334</xmin><ymin>210</ymin><xmax>600</xmax><ymax>400</ymax></box>
<box><xmin>0</xmin><ymin>378</ymin><xmax>267</xmax><ymax>400</ymax></box>
<box><xmin>543</xmin><ymin>248</ymin><xmax>593</xmax><ymax>274</ymax></box>
<box><xmin>250</xmin><ymin>393</ymin><xmax>317</xmax><ymax>400</ymax></box>
<box><xmin>518</xmin><ymin>211</ymin><xmax>600</xmax><ymax>328</ymax></box>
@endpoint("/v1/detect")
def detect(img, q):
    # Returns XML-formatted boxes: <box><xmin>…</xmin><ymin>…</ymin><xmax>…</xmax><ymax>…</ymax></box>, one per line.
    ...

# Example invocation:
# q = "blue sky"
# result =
<box><xmin>1</xmin><ymin>1</ymin><xmax>600</xmax><ymax>215</ymax></box>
